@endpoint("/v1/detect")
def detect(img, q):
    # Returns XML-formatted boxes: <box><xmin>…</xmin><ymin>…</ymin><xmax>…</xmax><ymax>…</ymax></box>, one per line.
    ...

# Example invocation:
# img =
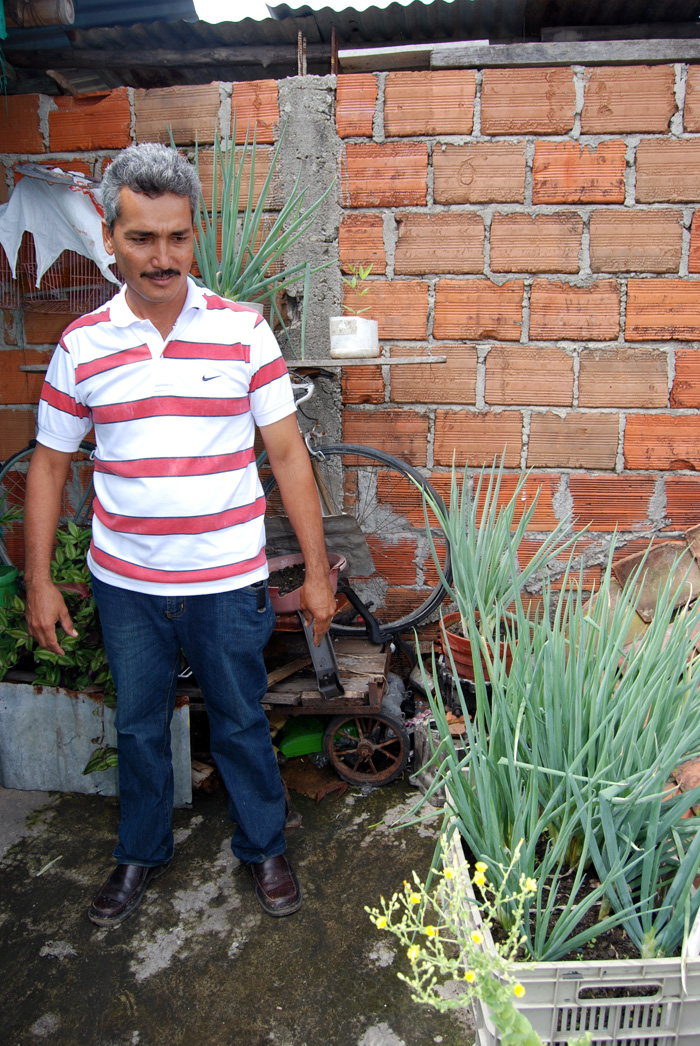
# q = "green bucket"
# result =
<box><xmin>0</xmin><ymin>565</ymin><xmax>19</xmax><ymax>606</ymax></box>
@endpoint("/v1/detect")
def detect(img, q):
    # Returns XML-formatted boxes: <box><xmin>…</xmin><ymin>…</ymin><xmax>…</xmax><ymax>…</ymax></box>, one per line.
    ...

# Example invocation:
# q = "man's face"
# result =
<box><xmin>102</xmin><ymin>187</ymin><xmax>194</xmax><ymax>320</ymax></box>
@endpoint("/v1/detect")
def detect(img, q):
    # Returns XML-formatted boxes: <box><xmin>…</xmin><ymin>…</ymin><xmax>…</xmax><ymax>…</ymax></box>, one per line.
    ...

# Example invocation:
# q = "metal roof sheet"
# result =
<box><xmin>4</xmin><ymin>0</ymin><xmax>700</xmax><ymax>94</ymax></box>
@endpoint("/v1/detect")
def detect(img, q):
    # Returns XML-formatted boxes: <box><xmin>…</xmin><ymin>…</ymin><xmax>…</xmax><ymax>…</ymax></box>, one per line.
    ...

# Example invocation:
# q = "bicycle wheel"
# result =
<box><xmin>261</xmin><ymin>442</ymin><xmax>451</xmax><ymax>639</ymax></box>
<box><xmin>0</xmin><ymin>439</ymin><xmax>96</xmax><ymax>570</ymax></box>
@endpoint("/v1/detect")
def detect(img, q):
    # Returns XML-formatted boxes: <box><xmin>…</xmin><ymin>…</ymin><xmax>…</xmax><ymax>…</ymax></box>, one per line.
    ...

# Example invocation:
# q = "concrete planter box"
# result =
<box><xmin>0</xmin><ymin>681</ymin><xmax>192</xmax><ymax>807</ymax></box>
<box><xmin>444</xmin><ymin>831</ymin><xmax>700</xmax><ymax>1046</ymax></box>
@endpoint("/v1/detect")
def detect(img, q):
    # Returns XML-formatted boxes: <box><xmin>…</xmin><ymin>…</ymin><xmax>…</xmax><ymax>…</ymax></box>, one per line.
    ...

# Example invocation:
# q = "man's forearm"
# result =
<box><xmin>24</xmin><ymin>444</ymin><xmax>72</xmax><ymax>585</ymax></box>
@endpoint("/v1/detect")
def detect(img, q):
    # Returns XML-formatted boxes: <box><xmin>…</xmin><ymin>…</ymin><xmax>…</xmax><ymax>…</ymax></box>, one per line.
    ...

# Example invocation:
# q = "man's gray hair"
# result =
<box><xmin>101</xmin><ymin>142</ymin><xmax>201</xmax><ymax>231</ymax></box>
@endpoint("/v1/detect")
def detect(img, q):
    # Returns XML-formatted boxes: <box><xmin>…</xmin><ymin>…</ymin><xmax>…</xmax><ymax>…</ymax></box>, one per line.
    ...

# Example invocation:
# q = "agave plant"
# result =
<box><xmin>191</xmin><ymin>117</ymin><xmax>334</xmax><ymax>356</ymax></box>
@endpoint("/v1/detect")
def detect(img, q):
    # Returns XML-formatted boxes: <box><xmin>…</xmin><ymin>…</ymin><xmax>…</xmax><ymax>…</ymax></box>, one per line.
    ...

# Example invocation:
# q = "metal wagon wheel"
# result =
<box><xmin>323</xmin><ymin>711</ymin><xmax>410</xmax><ymax>786</ymax></box>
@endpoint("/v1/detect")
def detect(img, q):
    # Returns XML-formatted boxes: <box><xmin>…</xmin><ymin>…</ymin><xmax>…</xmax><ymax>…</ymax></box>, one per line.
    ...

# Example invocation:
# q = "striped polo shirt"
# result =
<box><xmin>36</xmin><ymin>277</ymin><xmax>296</xmax><ymax>595</ymax></box>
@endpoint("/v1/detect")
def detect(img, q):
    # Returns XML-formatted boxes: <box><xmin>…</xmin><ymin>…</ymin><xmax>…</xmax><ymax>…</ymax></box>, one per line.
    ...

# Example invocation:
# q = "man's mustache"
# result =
<box><xmin>140</xmin><ymin>269</ymin><xmax>181</xmax><ymax>278</ymax></box>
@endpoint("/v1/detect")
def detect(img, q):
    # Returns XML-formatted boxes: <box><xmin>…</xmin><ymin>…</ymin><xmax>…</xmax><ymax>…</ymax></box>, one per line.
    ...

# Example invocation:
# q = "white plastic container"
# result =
<box><xmin>444</xmin><ymin>832</ymin><xmax>700</xmax><ymax>1046</ymax></box>
<box><xmin>329</xmin><ymin>316</ymin><xmax>380</xmax><ymax>359</ymax></box>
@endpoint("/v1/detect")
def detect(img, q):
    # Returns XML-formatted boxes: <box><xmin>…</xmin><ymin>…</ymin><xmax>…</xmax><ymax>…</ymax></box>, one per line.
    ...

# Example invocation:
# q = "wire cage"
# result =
<box><xmin>1</xmin><ymin>234</ymin><xmax>118</xmax><ymax>314</ymax></box>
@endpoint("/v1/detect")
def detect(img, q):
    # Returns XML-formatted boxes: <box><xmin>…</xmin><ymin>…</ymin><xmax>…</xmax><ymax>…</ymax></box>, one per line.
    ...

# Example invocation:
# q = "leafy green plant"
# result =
<box><xmin>421</xmin><ymin>454</ymin><xmax>578</xmax><ymax>648</ymax></box>
<box><xmin>189</xmin><ymin>117</ymin><xmax>334</xmax><ymax>357</ymax></box>
<box><xmin>405</xmin><ymin>539</ymin><xmax>700</xmax><ymax>961</ymax></box>
<box><xmin>341</xmin><ymin>263</ymin><xmax>372</xmax><ymax>315</ymax></box>
<box><xmin>0</xmin><ymin>492</ymin><xmax>22</xmax><ymax>567</ymax></box>
<box><xmin>0</xmin><ymin>522</ymin><xmax>115</xmax><ymax>704</ymax></box>
<box><xmin>367</xmin><ymin>841</ymin><xmax>592</xmax><ymax>1046</ymax></box>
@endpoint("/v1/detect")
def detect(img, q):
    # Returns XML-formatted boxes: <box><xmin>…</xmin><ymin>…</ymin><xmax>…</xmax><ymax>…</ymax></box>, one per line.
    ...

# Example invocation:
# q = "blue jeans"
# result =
<box><xmin>91</xmin><ymin>575</ymin><xmax>284</xmax><ymax>867</ymax></box>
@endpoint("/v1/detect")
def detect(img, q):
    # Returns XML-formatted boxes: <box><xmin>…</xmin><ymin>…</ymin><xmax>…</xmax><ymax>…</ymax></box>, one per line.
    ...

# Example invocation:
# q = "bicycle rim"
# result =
<box><xmin>262</xmin><ymin>442</ymin><xmax>451</xmax><ymax>639</ymax></box>
<box><xmin>0</xmin><ymin>439</ymin><xmax>95</xmax><ymax>570</ymax></box>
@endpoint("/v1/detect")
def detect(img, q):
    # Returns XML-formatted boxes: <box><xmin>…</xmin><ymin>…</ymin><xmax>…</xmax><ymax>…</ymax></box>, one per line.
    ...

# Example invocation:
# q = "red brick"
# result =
<box><xmin>433</xmin><ymin>142</ymin><xmax>526</xmax><ymax>204</ymax></box>
<box><xmin>134</xmin><ymin>84</ymin><xmax>221</xmax><ymax>145</ymax></box>
<box><xmin>625</xmin><ymin>415</ymin><xmax>700</xmax><ymax>470</ymax></box>
<box><xmin>528</xmin><ymin>413</ymin><xmax>619</xmax><ymax>469</ymax></box>
<box><xmin>626</xmin><ymin>279</ymin><xmax>700</xmax><ymax>341</ymax></box>
<box><xmin>687</xmin><ymin>212</ymin><xmax>700</xmax><ymax>273</ymax></box>
<box><xmin>490</xmin><ymin>213</ymin><xmax>582</xmax><ymax>274</ymax></box>
<box><xmin>579</xmin><ymin>347</ymin><xmax>668</xmax><ymax>408</ymax></box>
<box><xmin>0</xmin><ymin>95</ymin><xmax>44</xmax><ymax>154</ymax></box>
<box><xmin>665</xmin><ymin>477</ymin><xmax>700</xmax><ymax>525</ymax></box>
<box><xmin>530</xmin><ymin>280</ymin><xmax>619</xmax><ymax>341</ymax></box>
<box><xmin>684</xmin><ymin>67</ymin><xmax>700</xmax><ymax>131</ymax></box>
<box><xmin>636</xmin><ymin>140</ymin><xmax>700</xmax><ymax>203</ymax></box>
<box><xmin>431</xmin><ymin>469</ymin><xmax>560</xmax><ymax>530</ymax></box>
<box><xmin>485</xmin><ymin>346</ymin><xmax>574</xmax><ymax>406</ymax></box>
<box><xmin>533</xmin><ymin>141</ymin><xmax>626</xmax><ymax>204</ymax></box>
<box><xmin>197</xmin><ymin>146</ymin><xmax>281</xmax><ymax>212</ymax></box>
<box><xmin>582</xmin><ymin>66</ymin><xmax>676</xmax><ymax>133</ymax></box>
<box><xmin>590</xmin><ymin>209</ymin><xmax>683</xmax><ymax>273</ymax></box>
<box><xmin>434</xmin><ymin>279</ymin><xmax>523</xmax><ymax>341</ymax></box>
<box><xmin>0</xmin><ymin>408</ymin><xmax>37</xmax><ymax>460</ymax></box>
<box><xmin>481</xmin><ymin>68</ymin><xmax>575</xmax><ymax>135</ymax></box>
<box><xmin>339</xmin><ymin>214</ymin><xmax>386</xmax><ymax>275</ymax></box>
<box><xmin>344</xmin><ymin>281</ymin><xmax>428</xmax><ymax>339</ymax></box>
<box><xmin>569</xmin><ymin>475</ymin><xmax>657</xmax><ymax>532</ymax></box>
<box><xmin>0</xmin><ymin>170</ymin><xmax>7</xmax><ymax>206</ymax></box>
<box><xmin>433</xmin><ymin>411</ymin><xmax>522</xmax><ymax>468</ymax></box>
<box><xmin>336</xmin><ymin>74</ymin><xmax>378</xmax><ymax>138</ymax></box>
<box><xmin>23</xmin><ymin>312</ymin><xmax>79</xmax><ymax>346</ymax></box>
<box><xmin>2</xmin><ymin>310</ymin><xmax>17</xmax><ymax>345</ymax></box>
<box><xmin>394</xmin><ymin>213</ymin><xmax>484</xmax><ymax>275</ymax></box>
<box><xmin>341</xmin><ymin>143</ymin><xmax>428</xmax><ymax>207</ymax></box>
<box><xmin>231</xmin><ymin>80</ymin><xmax>278</xmax><ymax>143</ymax></box>
<box><xmin>341</xmin><ymin>365</ymin><xmax>384</xmax><ymax>405</ymax></box>
<box><xmin>384</xmin><ymin>71</ymin><xmax>475</xmax><ymax>136</ymax></box>
<box><xmin>390</xmin><ymin>345</ymin><xmax>477</xmax><ymax>405</ymax></box>
<box><xmin>0</xmin><ymin>348</ymin><xmax>51</xmax><ymax>404</ymax></box>
<box><xmin>672</xmin><ymin>348</ymin><xmax>700</xmax><ymax>407</ymax></box>
<box><xmin>49</xmin><ymin>89</ymin><xmax>131</xmax><ymax>152</ymax></box>
<box><xmin>364</xmin><ymin>535</ymin><xmax>419</xmax><ymax>586</ymax></box>
<box><xmin>341</xmin><ymin>409</ymin><xmax>429</xmax><ymax>466</ymax></box>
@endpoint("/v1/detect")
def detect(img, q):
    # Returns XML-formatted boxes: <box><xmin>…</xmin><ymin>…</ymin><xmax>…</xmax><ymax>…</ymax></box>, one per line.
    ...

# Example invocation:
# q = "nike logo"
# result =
<box><xmin>202</xmin><ymin>375</ymin><xmax>221</xmax><ymax>382</ymax></box>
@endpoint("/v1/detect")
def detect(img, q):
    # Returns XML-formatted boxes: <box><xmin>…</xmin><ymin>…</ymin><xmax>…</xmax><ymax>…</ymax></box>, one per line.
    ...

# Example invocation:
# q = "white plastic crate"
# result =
<box><xmin>445</xmin><ymin>834</ymin><xmax>700</xmax><ymax>1046</ymax></box>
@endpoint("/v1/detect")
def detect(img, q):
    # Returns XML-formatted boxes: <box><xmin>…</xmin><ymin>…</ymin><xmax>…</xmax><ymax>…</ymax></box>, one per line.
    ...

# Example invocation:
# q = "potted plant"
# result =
<box><xmin>329</xmin><ymin>263</ymin><xmax>380</xmax><ymax>359</ymax></box>
<box><xmin>421</xmin><ymin>454</ymin><xmax>577</xmax><ymax>682</ymax></box>
<box><xmin>0</xmin><ymin>493</ymin><xmax>21</xmax><ymax>601</ymax></box>
<box><xmin>190</xmin><ymin>117</ymin><xmax>334</xmax><ymax>359</ymax></box>
<box><xmin>399</xmin><ymin>540</ymin><xmax>700</xmax><ymax>1043</ymax></box>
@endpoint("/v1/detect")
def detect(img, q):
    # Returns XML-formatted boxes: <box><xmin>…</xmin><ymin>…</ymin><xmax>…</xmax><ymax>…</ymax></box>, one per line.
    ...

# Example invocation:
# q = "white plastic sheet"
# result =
<box><xmin>0</xmin><ymin>175</ymin><xmax>119</xmax><ymax>286</ymax></box>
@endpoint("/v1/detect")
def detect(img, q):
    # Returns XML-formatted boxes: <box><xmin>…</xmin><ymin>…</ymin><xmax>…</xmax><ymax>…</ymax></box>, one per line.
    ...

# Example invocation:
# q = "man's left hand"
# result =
<box><xmin>299</xmin><ymin>574</ymin><xmax>337</xmax><ymax>645</ymax></box>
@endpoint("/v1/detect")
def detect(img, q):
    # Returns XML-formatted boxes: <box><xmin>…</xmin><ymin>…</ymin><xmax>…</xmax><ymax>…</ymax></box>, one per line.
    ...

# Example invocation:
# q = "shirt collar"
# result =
<box><xmin>108</xmin><ymin>275</ymin><xmax>208</xmax><ymax>329</ymax></box>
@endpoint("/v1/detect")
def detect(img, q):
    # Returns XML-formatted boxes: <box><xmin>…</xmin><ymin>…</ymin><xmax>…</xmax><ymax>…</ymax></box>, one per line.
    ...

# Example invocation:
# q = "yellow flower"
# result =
<box><xmin>470</xmin><ymin>931</ymin><xmax>482</xmax><ymax>945</ymax></box>
<box><xmin>514</xmin><ymin>983</ymin><xmax>526</xmax><ymax>999</ymax></box>
<box><xmin>475</xmin><ymin>861</ymin><xmax>487</xmax><ymax>873</ymax></box>
<box><xmin>376</xmin><ymin>916</ymin><xmax>387</xmax><ymax>929</ymax></box>
<box><xmin>425</xmin><ymin>925</ymin><xmax>436</xmax><ymax>937</ymax></box>
<box><xmin>407</xmin><ymin>945</ymin><xmax>420</xmax><ymax>962</ymax></box>
<box><xmin>444</xmin><ymin>868</ymin><xmax>453</xmax><ymax>879</ymax></box>
<box><xmin>473</xmin><ymin>872</ymin><xmax>486</xmax><ymax>888</ymax></box>
<box><xmin>464</xmin><ymin>969</ymin><xmax>475</xmax><ymax>983</ymax></box>
<box><xmin>525</xmin><ymin>877</ymin><xmax>537</xmax><ymax>893</ymax></box>
<box><xmin>409</xmin><ymin>893</ymin><xmax>421</xmax><ymax>905</ymax></box>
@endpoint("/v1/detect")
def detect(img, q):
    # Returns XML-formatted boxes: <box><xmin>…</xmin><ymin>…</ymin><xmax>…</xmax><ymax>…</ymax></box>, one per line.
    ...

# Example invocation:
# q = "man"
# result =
<box><xmin>24</xmin><ymin>142</ymin><xmax>337</xmax><ymax>926</ymax></box>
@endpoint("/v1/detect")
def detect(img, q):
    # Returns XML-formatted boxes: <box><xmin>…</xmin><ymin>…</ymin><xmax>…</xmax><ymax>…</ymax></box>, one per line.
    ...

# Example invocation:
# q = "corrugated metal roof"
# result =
<box><xmin>4</xmin><ymin>0</ymin><xmax>700</xmax><ymax>95</ymax></box>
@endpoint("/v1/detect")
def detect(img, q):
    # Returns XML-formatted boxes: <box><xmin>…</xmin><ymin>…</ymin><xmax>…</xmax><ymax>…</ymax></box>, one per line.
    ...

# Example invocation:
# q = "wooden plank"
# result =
<box><xmin>430</xmin><ymin>39</ymin><xmax>700</xmax><ymax>69</ymax></box>
<box><xmin>266</xmin><ymin>657</ymin><xmax>311</xmax><ymax>687</ymax></box>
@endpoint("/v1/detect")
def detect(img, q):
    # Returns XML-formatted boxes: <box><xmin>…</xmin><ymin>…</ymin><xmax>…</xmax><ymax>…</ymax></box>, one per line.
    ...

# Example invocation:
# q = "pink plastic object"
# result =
<box><xmin>267</xmin><ymin>551</ymin><xmax>347</xmax><ymax>613</ymax></box>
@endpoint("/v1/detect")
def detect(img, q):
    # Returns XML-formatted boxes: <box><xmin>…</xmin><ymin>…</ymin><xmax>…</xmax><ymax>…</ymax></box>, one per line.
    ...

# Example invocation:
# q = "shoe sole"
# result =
<box><xmin>88</xmin><ymin>862</ymin><xmax>169</xmax><ymax>927</ymax></box>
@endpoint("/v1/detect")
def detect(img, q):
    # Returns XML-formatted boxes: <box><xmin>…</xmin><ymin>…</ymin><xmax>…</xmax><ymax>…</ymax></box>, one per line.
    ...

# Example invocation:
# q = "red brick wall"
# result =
<box><xmin>336</xmin><ymin>63</ymin><xmax>700</xmax><ymax>574</ymax></box>
<box><xmin>3</xmin><ymin>66</ymin><xmax>700</xmax><ymax>590</ymax></box>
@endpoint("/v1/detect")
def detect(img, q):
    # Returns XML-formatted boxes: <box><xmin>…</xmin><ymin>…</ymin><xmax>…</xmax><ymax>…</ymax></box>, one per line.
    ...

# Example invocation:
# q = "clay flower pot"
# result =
<box><xmin>439</xmin><ymin>611</ymin><xmax>513</xmax><ymax>682</ymax></box>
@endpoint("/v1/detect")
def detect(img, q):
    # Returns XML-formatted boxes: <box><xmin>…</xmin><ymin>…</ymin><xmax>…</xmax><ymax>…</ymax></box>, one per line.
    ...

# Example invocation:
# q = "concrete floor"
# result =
<box><xmin>0</xmin><ymin>773</ymin><xmax>474</xmax><ymax>1046</ymax></box>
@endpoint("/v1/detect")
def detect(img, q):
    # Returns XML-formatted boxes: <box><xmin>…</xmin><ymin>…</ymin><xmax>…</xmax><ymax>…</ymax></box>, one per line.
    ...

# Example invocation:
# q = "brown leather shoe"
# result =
<box><xmin>248</xmin><ymin>854</ymin><xmax>302</xmax><ymax>917</ymax></box>
<box><xmin>88</xmin><ymin>863</ymin><xmax>169</xmax><ymax>927</ymax></box>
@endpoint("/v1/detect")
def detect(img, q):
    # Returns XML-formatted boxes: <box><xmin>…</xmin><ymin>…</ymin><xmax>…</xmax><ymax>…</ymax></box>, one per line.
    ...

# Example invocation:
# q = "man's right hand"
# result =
<box><xmin>25</xmin><ymin>580</ymin><xmax>78</xmax><ymax>655</ymax></box>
